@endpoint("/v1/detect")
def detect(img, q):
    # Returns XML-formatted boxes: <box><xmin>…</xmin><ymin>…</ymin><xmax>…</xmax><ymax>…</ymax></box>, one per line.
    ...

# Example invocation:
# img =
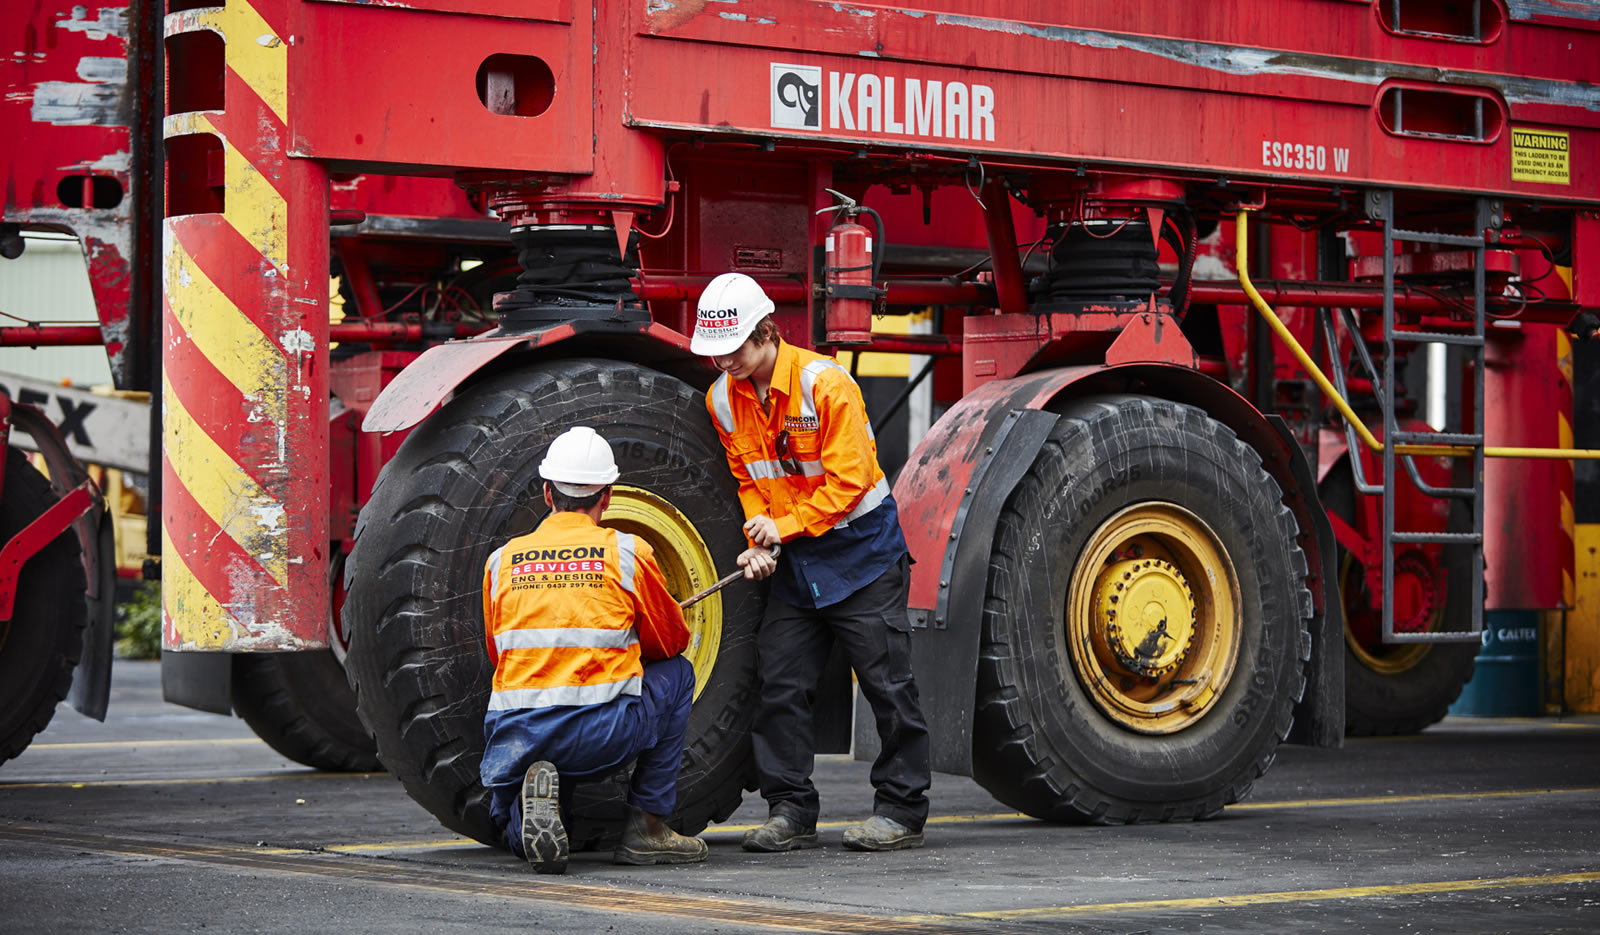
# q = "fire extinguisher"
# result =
<box><xmin>819</xmin><ymin>188</ymin><xmax>885</xmax><ymax>346</ymax></box>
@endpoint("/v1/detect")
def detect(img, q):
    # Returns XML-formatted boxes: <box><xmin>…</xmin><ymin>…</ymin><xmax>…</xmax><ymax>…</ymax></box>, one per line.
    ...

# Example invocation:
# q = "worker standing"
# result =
<box><xmin>692</xmin><ymin>272</ymin><xmax>932</xmax><ymax>853</ymax></box>
<box><xmin>480</xmin><ymin>426</ymin><xmax>709</xmax><ymax>873</ymax></box>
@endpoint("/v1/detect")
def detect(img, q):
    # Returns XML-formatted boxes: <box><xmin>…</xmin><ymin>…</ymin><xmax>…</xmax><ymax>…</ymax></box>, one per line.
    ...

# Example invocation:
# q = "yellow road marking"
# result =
<box><xmin>701</xmin><ymin>786</ymin><xmax>1600</xmax><ymax>835</ymax></box>
<box><xmin>27</xmin><ymin>738</ymin><xmax>265</xmax><ymax>751</ymax></box>
<box><xmin>895</xmin><ymin>870</ymin><xmax>1600</xmax><ymax>922</ymax></box>
<box><xmin>0</xmin><ymin>772</ymin><xmax>381</xmax><ymax>791</ymax></box>
<box><xmin>258</xmin><ymin>838</ymin><xmax>482</xmax><ymax>855</ymax></box>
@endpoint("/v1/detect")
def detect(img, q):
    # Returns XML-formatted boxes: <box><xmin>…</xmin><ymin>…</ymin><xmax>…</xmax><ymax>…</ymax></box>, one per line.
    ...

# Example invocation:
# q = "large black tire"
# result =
<box><xmin>1320</xmin><ymin>464</ymin><xmax>1478</xmax><ymax>736</ymax></box>
<box><xmin>230</xmin><ymin>548</ymin><xmax>382</xmax><ymax>772</ymax></box>
<box><xmin>231</xmin><ymin>650</ymin><xmax>382</xmax><ymax>772</ymax></box>
<box><xmin>343</xmin><ymin>359</ymin><xmax>758</xmax><ymax>848</ymax></box>
<box><xmin>1</xmin><ymin>448</ymin><xmax>88</xmax><ymax>764</ymax></box>
<box><xmin>973</xmin><ymin>396</ymin><xmax>1312</xmax><ymax>822</ymax></box>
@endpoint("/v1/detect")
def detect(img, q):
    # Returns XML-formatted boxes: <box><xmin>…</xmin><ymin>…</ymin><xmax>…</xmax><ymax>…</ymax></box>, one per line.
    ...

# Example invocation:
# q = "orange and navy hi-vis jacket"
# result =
<box><xmin>706</xmin><ymin>340</ymin><xmax>891</xmax><ymax>545</ymax></box>
<box><xmin>481</xmin><ymin>511</ymin><xmax>688</xmax><ymax>713</ymax></box>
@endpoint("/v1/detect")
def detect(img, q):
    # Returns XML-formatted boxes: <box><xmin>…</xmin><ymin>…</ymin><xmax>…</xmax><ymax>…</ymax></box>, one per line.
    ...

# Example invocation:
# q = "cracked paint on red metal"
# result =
<box><xmin>628</xmin><ymin>2</ymin><xmax>1598</xmax><ymax>202</ymax></box>
<box><xmin>3</xmin><ymin>4</ymin><xmax>137</xmax><ymax>382</ymax></box>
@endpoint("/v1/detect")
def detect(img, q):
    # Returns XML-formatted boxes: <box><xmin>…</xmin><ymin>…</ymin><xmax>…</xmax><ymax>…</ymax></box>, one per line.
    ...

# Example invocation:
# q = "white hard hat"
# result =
<box><xmin>539</xmin><ymin>426</ymin><xmax>620</xmax><ymax>497</ymax></box>
<box><xmin>691</xmin><ymin>272</ymin><xmax>774</xmax><ymax>356</ymax></box>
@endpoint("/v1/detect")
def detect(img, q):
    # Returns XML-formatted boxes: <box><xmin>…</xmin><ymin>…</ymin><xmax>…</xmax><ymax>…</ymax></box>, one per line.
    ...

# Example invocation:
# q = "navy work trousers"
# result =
<box><xmin>753</xmin><ymin>556</ymin><xmax>932</xmax><ymax>831</ymax></box>
<box><xmin>497</xmin><ymin>655</ymin><xmax>695</xmax><ymax>857</ymax></box>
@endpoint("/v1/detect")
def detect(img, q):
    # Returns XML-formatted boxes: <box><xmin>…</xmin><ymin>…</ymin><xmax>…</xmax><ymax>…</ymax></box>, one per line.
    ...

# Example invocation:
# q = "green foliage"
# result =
<box><xmin>115</xmin><ymin>578</ymin><xmax>162</xmax><ymax>659</ymax></box>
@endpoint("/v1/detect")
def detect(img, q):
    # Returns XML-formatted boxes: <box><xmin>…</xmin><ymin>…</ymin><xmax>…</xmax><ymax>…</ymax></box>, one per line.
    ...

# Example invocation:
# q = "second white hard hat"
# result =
<box><xmin>539</xmin><ymin>426</ymin><xmax>620</xmax><ymax>497</ymax></box>
<box><xmin>691</xmin><ymin>272</ymin><xmax>774</xmax><ymax>357</ymax></box>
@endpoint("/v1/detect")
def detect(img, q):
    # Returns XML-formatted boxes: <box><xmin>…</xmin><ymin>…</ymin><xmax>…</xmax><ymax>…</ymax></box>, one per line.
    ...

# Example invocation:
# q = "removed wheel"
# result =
<box><xmin>973</xmin><ymin>395</ymin><xmax>1312</xmax><ymax>822</ymax></box>
<box><xmin>1320</xmin><ymin>464</ymin><xmax>1477</xmax><ymax>736</ymax></box>
<box><xmin>343</xmin><ymin>359</ymin><xmax>758</xmax><ymax>847</ymax></box>
<box><xmin>1</xmin><ymin>448</ymin><xmax>88</xmax><ymax>764</ymax></box>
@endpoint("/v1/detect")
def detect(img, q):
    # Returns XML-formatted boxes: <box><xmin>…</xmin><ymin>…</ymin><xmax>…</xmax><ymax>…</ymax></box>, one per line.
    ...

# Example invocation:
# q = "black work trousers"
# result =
<box><xmin>752</xmin><ymin>556</ymin><xmax>931</xmax><ymax>832</ymax></box>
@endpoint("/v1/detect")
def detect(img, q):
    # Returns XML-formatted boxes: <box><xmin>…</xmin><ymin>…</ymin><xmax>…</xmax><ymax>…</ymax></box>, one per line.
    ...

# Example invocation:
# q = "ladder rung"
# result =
<box><xmin>1383</xmin><ymin>631</ymin><xmax>1485</xmax><ymax>644</ymax></box>
<box><xmin>1390</xmin><ymin>228</ymin><xmax>1484</xmax><ymax>248</ymax></box>
<box><xmin>1391</xmin><ymin>431</ymin><xmax>1483</xmax><ymax>446</ymax></box>
<box><xmin>1391</xmin><ymin>531</ymin><xmax>1482</xmax><ymax>544</ymax></box>
<box><xmin>1390</xmin><ymin>331</ymin><xmax>1485</xmax><ymax>347</ymax></box>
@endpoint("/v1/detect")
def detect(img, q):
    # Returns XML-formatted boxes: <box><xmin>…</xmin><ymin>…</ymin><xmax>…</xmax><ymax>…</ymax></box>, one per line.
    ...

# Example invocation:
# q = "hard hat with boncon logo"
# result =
<box><xmin>690</xmin><ymin>272</ymin><xmax>775</xmax><ymax>357</ymax></box>
<box><xmin>539</xmin><ymin>426</ymin><xmax>620</xmax><ymax>497</ymax></box>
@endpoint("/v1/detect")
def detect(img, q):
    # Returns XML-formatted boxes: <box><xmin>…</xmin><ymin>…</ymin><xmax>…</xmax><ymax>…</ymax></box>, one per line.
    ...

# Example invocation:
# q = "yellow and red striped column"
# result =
<box><xmin>162</xmin><ymin>0</ymin><xmax>329</xmax><ymax>650</ymax></box>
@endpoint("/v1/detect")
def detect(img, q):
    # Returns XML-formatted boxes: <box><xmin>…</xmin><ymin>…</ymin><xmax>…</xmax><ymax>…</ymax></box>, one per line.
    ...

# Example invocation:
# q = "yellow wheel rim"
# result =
<box><xmin>1066</xmin><ymin>503</ymin><xmax>1242</xmax><ymax>734</ymax></box>
<box><xmin>602</xmin><ymin>485</ymin><xmax>723</xmax><ymax>700</ymax></box>
<box><xmin>1340</xmin><ymin>553</ymin><xmax>1431</xmax><ymax>675</ymax></box>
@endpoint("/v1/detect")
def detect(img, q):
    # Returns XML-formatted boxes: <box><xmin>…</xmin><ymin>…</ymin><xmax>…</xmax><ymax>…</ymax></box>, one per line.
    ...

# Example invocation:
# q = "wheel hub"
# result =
<box><xmin>1065</xmin><ymin>503</ymin><xmax>1241</xmax><ymax>735</ymax></box>
<box><xmin>1091</xmin><ymin>558</ymin><xmax>1196</xmax><ymax>678</ymax></box>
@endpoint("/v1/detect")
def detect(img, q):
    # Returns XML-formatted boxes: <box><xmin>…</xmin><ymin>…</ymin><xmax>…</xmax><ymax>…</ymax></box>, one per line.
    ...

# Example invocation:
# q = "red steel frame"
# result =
<box><xmin>6</xmin><ymin>2</ymin><xmax>1599</xmax><ymax>651</ymax></box>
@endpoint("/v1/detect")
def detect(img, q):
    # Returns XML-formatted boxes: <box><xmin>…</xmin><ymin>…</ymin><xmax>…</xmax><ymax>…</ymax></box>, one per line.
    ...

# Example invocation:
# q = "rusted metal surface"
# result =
<box><xmin>2</xmin><ymin>3</ymin><xmax>147</xmax><ymax>386</ymax></box>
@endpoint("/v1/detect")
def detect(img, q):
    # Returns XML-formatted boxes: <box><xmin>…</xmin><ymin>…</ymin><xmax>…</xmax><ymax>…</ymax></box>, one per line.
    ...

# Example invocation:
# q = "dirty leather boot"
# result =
<box><xmin>741</xmin><ymin>813</ymin><xmax>820</xmax><ymax>852</ymax></box>
<box><xmin>841</xmin><ymin>815</ymin><xmax>924</xmax><ymax>852</ymax></box>
<box><xmin>520</xmin><ymin>761</ymin><xmax>569</xmax><ymax>874</ymax></box>
<box><xmin>614</xmin><ymin>804</ymin><xmax>709</xmax><ymax>865</ymax></box>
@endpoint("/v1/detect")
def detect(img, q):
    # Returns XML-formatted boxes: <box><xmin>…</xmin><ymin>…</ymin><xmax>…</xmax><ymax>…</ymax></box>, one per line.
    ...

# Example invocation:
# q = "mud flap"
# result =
<box><xmin>161</xmin><ymin>650</ymin><xmax>233</xmax><ymax>716</ymax></box>
<box><xmin>65</xmin><ymin>513</ymin><xmax>116</xmax><ymax>721</ymax></box>
<box><xmin>898</xmin><ymin>408</ymin><xmax>1059</xmax><ymax>774</ymax></box>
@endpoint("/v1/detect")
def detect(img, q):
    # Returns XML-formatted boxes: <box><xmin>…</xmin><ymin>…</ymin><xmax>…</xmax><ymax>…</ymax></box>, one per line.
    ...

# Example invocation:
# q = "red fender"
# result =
<box><xmin>362</xmin><ymin>321</ymin><xmax>701</xmax><ymax>433</ymax></box>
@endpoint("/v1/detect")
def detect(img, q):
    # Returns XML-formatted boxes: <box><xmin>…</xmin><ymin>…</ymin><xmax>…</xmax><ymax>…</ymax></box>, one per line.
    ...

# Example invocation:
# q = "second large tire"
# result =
<box><xmin>1320</xmin><ymin>464</ymin><xmax>1478</xmax><ymax>736</ymax></box>
<box><xmin>231</xmin><ymin>650</ymin><xmax>382</xmax><ymax>772</ymax></box>
<box><xmin>973</xmin><ymin>396</ymin><xmax>1312</xmax><ymax>822</ymax></box>
<box><xmin>343</xmin><ymin>359</ymin><xmax>759</xmax><ymax>847</ymax></box>
<box><xmin>1</xmin><ymin>448</ymin><xmax>88</xmax><ymax>765</ymax></box>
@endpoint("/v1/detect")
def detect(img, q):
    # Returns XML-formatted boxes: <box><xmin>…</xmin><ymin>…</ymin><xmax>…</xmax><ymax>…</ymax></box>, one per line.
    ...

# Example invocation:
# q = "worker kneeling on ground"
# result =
<box><xmin>694</xmin><ymin>272</ymin><xmax>932</xmax><ymax>853</ymax></box>
<box><xmin>480</xmin><ymin>426</ymin><xmax>708</xmax><ymax>873</ymax></box>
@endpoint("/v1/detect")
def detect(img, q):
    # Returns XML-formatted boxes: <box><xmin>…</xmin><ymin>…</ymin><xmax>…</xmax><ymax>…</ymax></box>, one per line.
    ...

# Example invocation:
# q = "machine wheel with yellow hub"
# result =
<box><xmin>343</xmin><ymin>359</ymin><xmax>758</xmax><ymax>848</ymax></box>
<box><xmin>973</xmin><ymin>395</ymin><xmax>1312</xmax><ymax>823</ymax></box>
<box><xmin>1320</xmin><ymin>463</ymin><xmax>1477</xmax><ymax>736</ymax></box>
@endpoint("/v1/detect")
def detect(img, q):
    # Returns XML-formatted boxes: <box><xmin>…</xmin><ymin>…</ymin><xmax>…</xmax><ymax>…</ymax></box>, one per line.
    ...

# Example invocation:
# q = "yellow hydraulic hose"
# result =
<box><xmin>1234</xmin><ymin>209</ymin><xmax>1600</xmax><ymax>461</ymax></box>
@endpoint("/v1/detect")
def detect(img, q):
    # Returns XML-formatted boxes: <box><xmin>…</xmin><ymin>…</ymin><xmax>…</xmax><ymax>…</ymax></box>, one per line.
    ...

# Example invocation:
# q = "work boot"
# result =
<box><xmin>520</xmin><ymin>761</ymin><xmax>569</xmax><ymax>874</ymax></box>
<box><xmin>841</xmin><ymin>815</ymin><xmax>924</xmax><ymax>852</ymax></box>
<box><xmin>741</xmin><ymin>813</ymin><xmax>819</xmax><ymax>852</ymax></box>
<box><xmin>613</xmin><ymin>804</ymin><xmax>709</xmax><ymax>865</ymax></box>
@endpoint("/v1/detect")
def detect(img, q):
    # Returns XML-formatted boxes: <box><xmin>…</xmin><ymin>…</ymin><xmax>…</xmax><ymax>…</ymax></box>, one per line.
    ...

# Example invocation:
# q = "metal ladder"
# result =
<box><xmin>1320</xmin><ymin>190</ymin><xmax>1489</xmax><ymax>644</ymax></box>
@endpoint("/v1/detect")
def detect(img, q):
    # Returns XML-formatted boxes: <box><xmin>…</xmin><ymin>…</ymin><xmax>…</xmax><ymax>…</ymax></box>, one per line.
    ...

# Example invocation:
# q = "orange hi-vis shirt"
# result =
<box><xmin>706</xmin><ymin>340</ymin><xmax>890</xmax><ymax>544</ymax></box>
<box><xmin>481</xmin><ymin>511</ymin><xmax>688</xmax><ymax>713</ymax></box>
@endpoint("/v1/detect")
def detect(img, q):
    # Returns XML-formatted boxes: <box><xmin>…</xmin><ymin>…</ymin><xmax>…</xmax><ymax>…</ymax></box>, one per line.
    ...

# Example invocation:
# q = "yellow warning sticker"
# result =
<box><xmin>1511</xmin><ymin>128</ymin><xmax>1569</xmax><ymax>185</ymax></box>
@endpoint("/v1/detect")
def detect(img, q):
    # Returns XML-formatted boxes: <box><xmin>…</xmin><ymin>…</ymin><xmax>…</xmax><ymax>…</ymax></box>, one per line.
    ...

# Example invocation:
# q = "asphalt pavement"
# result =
<box><xmin>2</xmin><ymin>660</ymin><xmax>1597</xmax><ymax>934</ymax></box>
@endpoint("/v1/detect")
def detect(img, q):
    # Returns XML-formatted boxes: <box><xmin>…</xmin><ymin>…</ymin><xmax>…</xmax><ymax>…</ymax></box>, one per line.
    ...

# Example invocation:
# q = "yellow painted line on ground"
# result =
<box><xmin>27</xmin><ymin>738</ymin><xmax>265</xmax><ymax>751</ymax></box>
<box><xmin>895</xmin><ymin>870</ymin><xmax>1600</xmax><ymax>923</ymax></box>
<box><xmin>703</xmin><ymin>786</ymin><xmax>1600</xmax><ymax>835</ymax></box>
<box><xmin>258</xmin><ymin>838</ymin><xmax>482</xmax><ymax>855</ymax></box>
<box><xmin>0</xmin><ymin>772</ymin><xmax>382</xmax><ymax>791</ymax></box>
<box><xmin>1228</xmin><ymin>786</ymin><xmax>1600</xmax><ymax>811</ymax></box>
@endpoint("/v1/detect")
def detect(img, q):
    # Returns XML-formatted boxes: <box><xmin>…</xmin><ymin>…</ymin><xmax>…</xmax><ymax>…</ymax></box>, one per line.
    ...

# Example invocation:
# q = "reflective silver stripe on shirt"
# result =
<box><xmin>495</xmin><ymin>626</ymin><xmax>640</xmax><ymax>654</ymax></box>
<box><xmin>799</xmin><ymin>358</ymin><xmax>874</xmax><ymax>441</ymax></box>
<box><xmin>615</xmin><ymin>531</ymin><xmax>638</xmax><ymax>594</ymax></box>
<box><xmin>487</xmin><ymin>677</ymin><xmax>642</xmax><ymax>711</ymax></box>
<box><xmin>487</xmin><ymin>545</ymin><xmax>505</xmax><ymax>594</ymax></box>
<box><xmin>746</xmin><ymin>458</ymin><xmax>825</xmax><ymax>481</ymax></box>
<box><xmin>711</xmin><ymin>373</ymin><xmax>736</xmax><ymax>434</ymax></box>
<box><xmin>837</xmin><ymin>476</ymin><xmax>891</xmax><ymax>528</ymax></box>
